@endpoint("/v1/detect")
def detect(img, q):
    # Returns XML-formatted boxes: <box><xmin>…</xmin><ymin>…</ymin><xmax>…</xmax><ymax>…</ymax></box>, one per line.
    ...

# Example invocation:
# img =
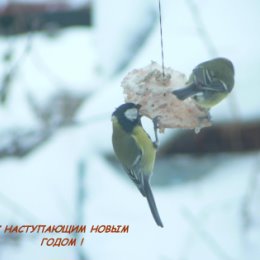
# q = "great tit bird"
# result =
<box><xmin>172</xmin><ymin>57</ymin><xmax>235</xmax><ymax>109</ymax></box>
<box><xmin>111</xmin><ymin>103</ymin><xmax>163</xmax><ymax>227</ymax></box>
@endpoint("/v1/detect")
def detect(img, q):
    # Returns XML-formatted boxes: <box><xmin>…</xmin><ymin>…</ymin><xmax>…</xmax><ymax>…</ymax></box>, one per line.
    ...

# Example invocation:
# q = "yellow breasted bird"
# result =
<box><xmin>172</xmin><ymin>57</ymin><xmax>235</xmax><ymax>109</ymax></box>
<box><xmin>111</xmin><ymin>103</ymin><xmax>163</xmax><ymax>227</ymax></box>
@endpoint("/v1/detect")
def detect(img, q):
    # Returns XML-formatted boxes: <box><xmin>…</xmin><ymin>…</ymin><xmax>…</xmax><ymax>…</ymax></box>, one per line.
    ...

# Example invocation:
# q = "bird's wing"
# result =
<box><xmin>192</xmin><ymin>66</ymin><xmax>213</xmax><ymax>86</ymax></box>
<box><xmin>201</xmin><ymin>79</ymin><xmax>229</xmax><ymax>92</ymax></box>
<box><xmin>193</xmin><ymin>67</ymin><xmax>229</xmax><ymax>93</ymax></box>
<box><xmin>121</xmin><ymin>135</ymin><xmax>146</xmax><ymax>196</ymax></box>
<box><xmin>121</xmin><ymin>137</ymin><xmax>163</xmax><ymax>227</ymax></box>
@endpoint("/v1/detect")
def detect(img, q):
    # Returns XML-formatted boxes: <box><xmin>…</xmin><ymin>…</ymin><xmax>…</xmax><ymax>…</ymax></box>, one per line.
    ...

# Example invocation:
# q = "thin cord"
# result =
<box><xmin>158</xmin><ymin>0</ymin><xmax>165</xmax><ymax>77</ymax></box>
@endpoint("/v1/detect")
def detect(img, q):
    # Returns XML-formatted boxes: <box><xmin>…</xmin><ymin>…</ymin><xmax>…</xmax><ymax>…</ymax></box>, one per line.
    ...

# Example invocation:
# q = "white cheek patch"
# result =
<box><xmin>124</xmin><ymin>108</ymin><xmax>138</xmax><ymax>121</ymax></box>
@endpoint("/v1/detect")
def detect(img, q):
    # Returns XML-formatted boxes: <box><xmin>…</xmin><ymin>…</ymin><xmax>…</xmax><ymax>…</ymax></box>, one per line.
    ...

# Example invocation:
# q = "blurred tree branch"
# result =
<box><xmin>27</xmin><ymin>90</ymin><xmax>88</xmax><ymax>128</ymax></box>
<box><xmin>185</xmin><ymin>0</ymin><xmax>217</xmax><ymax>57</ymax></box>
<box><xmin>0</xmin><ymin>32</ymin><xmax>32</xmax><ymax>104</ymax></box>
<box><xmin>241</xmin><ymin>154</ymin><xmax>260</xmax><ymax>232</ymax></box>
<box><xmin>0</xmin><ymin>90</ymin><xmax>89</xmax><ymax>160</ymax></box>
<box><xmin>0</xmin><ymin>127</ymin><xmax>51</xmax><ymax>159</ymax></box>
<box><xmin>159</xmin><ymin>121</ymin><xmax>260</xmax><ymax>155</ymax></box>
<box><xmin>75</xmin><ymin>159</ymin><xmax>88</xmax><ymax>260</ymax></box>
<box><xmin>0</xmin><ymin>2</ymin><xmax>92</xmax><ymax>35</ymax></box>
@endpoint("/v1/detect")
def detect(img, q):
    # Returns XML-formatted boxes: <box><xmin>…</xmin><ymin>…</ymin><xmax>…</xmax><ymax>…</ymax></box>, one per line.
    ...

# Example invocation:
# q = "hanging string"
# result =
<box><xmin>158</xmin><ymin>0</ymin><xmax>165</xmax><ymax>77</ymax></box>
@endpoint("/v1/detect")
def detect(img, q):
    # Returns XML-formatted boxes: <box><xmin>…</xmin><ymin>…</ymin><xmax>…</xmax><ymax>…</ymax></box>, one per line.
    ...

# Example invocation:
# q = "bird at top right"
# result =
<box><xmin>172</xmin><ymin>57</ymin><xmax>235</xmax><ymax>109</ymax></box>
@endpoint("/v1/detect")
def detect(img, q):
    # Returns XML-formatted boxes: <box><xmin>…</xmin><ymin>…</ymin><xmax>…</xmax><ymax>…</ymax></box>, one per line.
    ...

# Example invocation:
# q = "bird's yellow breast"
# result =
<box><xmin>195</xmin><ymin>92</ymin><xmax>228</xmax><ymax>108</ymax></box>
<box><xmin>132</xmin><ymin>125</ymin><xmax>156</xmax><ymax>174</ymax></box>
<box><xmin>112</xmin><ymin>116</ymin><xmax>156</xmax><ymax>174</ymax></box>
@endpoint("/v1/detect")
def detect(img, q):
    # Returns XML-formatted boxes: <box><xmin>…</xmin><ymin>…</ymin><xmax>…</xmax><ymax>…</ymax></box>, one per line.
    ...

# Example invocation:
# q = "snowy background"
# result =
<box><xmin>0</xmin><ymin>0</ymin><xmax>260</xmax><ymax>260</ymax></box>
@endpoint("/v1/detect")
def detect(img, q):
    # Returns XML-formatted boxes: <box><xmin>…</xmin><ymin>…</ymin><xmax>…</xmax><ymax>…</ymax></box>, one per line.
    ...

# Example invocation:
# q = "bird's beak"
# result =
<box><xmin>111</xmin><ymin>115</ymin><xmax>116</xmax><ymax>122</ymax></box>
<box><xmin>136</xmin><ymin>103</ymin><xmax>142</xmax><ymax>109</ymax></box>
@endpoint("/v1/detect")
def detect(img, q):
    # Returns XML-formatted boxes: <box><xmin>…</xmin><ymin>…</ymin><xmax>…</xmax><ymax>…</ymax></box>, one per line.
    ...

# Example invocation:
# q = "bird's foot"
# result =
<box><xmin>152</xmin><ymin>116</ymin><xmax>161</xmax><ymax>148</ymax></box>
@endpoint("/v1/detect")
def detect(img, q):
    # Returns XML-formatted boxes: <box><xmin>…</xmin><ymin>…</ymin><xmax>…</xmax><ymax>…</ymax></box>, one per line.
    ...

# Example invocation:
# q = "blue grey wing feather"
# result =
<box><xmin>123</xmin><ymin>154</ymin><xmax>146</xmax><ymax>196</ymax></box>
<box><xmin>202</xmin><ymin>79</ymin><xmax>229</xmax><ymax>92</ymax></box>
<box><xmin>193</xmin><ymin>67</ymin><xmax>228</xmax><ymax>93</ymax></box>
<box><xmin>118</xmin><ymin>134</ymin><xmax>146</xmax><ymax>196</ymax></box>
<box><xmin>193</xmin><ymin>67</ymin><xmax>213</xmax><ymax>86</ymax></box>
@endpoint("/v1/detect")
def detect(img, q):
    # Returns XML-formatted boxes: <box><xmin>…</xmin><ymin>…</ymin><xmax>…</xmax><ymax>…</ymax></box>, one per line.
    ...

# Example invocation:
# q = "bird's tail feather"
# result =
<box><xmin>143</xmin><ymin>175</ymin><xmax>164</xmax><ymax>228</ymax></box>
<box><xmin>172</xmin><ymin>84</ymin><xmax>199</xmax><ymax>100</ymax></box>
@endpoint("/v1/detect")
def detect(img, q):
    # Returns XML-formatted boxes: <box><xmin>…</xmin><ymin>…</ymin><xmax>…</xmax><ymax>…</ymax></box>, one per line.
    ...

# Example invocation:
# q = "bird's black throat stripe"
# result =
<box><xmin>117</xmin><ymin>115</ymin><xmax>141</xmax><ymax>133</ymax></box>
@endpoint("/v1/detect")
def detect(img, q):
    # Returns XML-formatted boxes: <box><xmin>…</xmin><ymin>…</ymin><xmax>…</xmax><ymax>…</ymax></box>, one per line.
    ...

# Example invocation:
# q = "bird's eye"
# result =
<box><xmin>124</xmin><ymin>108</ymin><xmax>138</xmax><ymax>121</ymax></box>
